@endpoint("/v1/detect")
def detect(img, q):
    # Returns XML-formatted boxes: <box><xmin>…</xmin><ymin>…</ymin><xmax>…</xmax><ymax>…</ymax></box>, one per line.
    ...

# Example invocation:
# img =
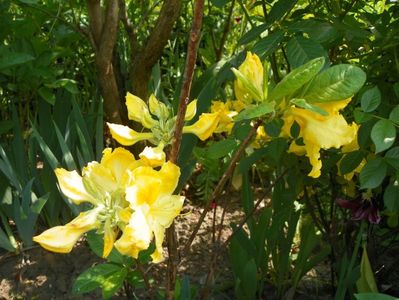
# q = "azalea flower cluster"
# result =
<box><xmin>33</xmin><ymin>147</ymin><xmax>184</xmax><ymax>263</ymax></box>
<box><xmin>212</xmin><ymin>52</ymin><xmax>359</xmax><ymax>178</ymax></box>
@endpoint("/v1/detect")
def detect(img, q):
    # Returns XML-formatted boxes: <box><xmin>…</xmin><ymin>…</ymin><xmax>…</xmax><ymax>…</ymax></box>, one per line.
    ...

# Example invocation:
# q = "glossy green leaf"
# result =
<box><xmin>268</xmin><ymin>57</ymin><xmax>325</xmax><ymax>104</ymax></box>
<box><xmin>290</xmin><ymin>98</ymin><xmax>328</xmax><ymax>116</ymax></box>
<box><xmin>384</xmin><ymin>184</ymin><xmax>399</xmax><ymax>212</ymax></box>
<box><xmin>267</xmin><ymin>0</ymin><xmax>298</xmax><ymax>25</ymax></box>
<box><xmin>303</xmin><ymin>64</ymin><xmax>366</xmax><ymax>103</ymax></box>
<box><xmin>253</xmin><ymin>31</ymin><xmax>284</xmax><ymax>59</ymax></box>
<box><xmin>359</xmin><ymin>157</ymin><xmax>387</xmax><ymax>189</ymax></box>
<box><xmin>207</xmin><ymin>138</ymin><xmax>237</xmax><ymax>159</ymax></box>
<box><xmin>234</xmin><ymin>102</ymin><xmax>274</xmax><ymax>121</ymax></box>
<box><xmin>239</xmin><ymin>24</ymin><xmax>268</xmax><ymax>45</ymax></box>
<box><xmin>361</xmin><ymin>86</ymin><xmax>381</xmax><ymax>112</ymax></box>
<box><xmin>389</xmin><ymin>105</ymin><xmax>399</xmax><ymax>124</ymax></box>
<box><xmin>340</xmin><ymin>150</ymin><xmax>364</xmax><ymax>175</ymax></box>
<box><xmin>371</xmin><ymin>119</ymin><xmax>396</xmax><ymax>153</ymax></box>
<box><xmin>0</xmin><ymin>52</ymin><xmax>35</xmax><ymax>70</ymax></box>
<box><xmin>38</xmin><ymin>87</ymin><xmax>56</xmax><ymax>105</ymax></box>
<box><xmin>286</xmin><ymin>36</ymin><xmax>328</xmax><ymax>69</ymax></box>
<box><xmin>384</xmin><ymin>146</ymin><xmax>399</xmax><ymax>169</ymax></box>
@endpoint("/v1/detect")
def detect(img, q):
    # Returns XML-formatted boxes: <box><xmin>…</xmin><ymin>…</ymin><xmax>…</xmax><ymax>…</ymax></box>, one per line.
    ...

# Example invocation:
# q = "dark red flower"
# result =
<box><xmin>336</xmin><ymin>196</ymin><xmax>381</xmax><ymax>224</ymax></box>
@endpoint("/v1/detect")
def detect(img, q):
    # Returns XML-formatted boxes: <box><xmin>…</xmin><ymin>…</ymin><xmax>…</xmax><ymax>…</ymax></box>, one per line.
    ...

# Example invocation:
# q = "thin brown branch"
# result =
<box><xmin>86</xmin><ymin>0</ymin><xmax>103</xmax><ymax>47</ymax></box>
<box><xmin>119</xmin><ymin>0</ymin><xmax>139</xmax><ymax>58</ymax></box>
<box><xmin>169</xmin><ymin>0</ymin><xmax>205</xmax><ymax>164</ymax></box>
<box><xmin>98</xmin><ymin>0</ymin><xmax>120</xmax><ymax>64</ymax></box>
<box><xmin>182</xmin><ymin>119</ymin><xmax>263</xmax><ymax>256</ymax></box>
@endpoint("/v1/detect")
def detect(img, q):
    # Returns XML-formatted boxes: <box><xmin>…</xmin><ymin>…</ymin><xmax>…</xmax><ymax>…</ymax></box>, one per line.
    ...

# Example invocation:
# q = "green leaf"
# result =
<box><xmin>361</xmin><ymin>86</ymin><xmax>381</xmax><ymax>112</ymax></box>
<box><xmin>234</xmin><ymin>102</ymin><xmax>274</xmax><ymax>122</ymax></box>
<box><xmin>355</xmin><ymin>293</ymin><xmax>399</xmax><ymax>300</ymax></box>
<box><xmin>253</xmin><ymin>31</ymin><xmax>284</xmax><ymax>59</ymax></box>
<box><xmin>389</xmin><ymin>105</ymin><xmax>399</xmax><ymax>124</ymax></box>
<box><xmin>340</xmin><ymin>150</ymin><xmax>364</xmax><ymax>175</ymax></box>
<box><xmin>267</xmin><ymin>0</ymin><xmax>298</xmax><ymax>25</ymax></box>
<box><xmin>210</xmin><ymin>0</ymin><xmax>228</xmax><ymax>8</ymax></box>
<box><xmin>290</xmin><ymin>98</ymin><xmax>328</xmax><ymax>116</ymax></box>
<box><xmin>86</xmin><ymin>231</ymin><xmax>125</xmax><ymax>264</ymax></box>
<box><xmin>73</xmin><ymin>263</ymin><xmax>127</xmax><ymax>299</ymax></box>
<box><xmin>268</xmin><ymin>57</ymin><xmax>325</xmax><ymax>104</ymax></box>
<box><xmin>290</xmin><ymin>121</ymin><xmax>300</xmax><ymax>138</ymax></box>
<box><xmin>384</xmin><ymin>184</ymin><xmax>399</xmax><ymax>212</ymax></box>
<box><xmin>356</xmin><ymin>247</ymin><xmax>378</xmax><ymax>293</ymax></box>
<box><xmin>303</xmin><ymin>64</ymin><xmax>366</xmax><ymax>103</ymax></box>
<box><xmin>38</xmin><ymin>86</ymin><xmax>56</xmax><ymax>105</ymax></box>
<box><xmin>394</xmin><ymin>83</ymin><xmax>399</xmax><ymax>98</ymax></box>
<box><xmin>207</xmin><ymin>138</ymin><xmax>237</xmax><ymax>159</ymax></box>
<box><xmin>241</xmin><ymin>259</ymin><xmax>258</xmax><ymax>299</ymax></box>
<box><xmin>371</xmin><ymin>119</ymin><xmax>396</xmax><ymax>153</ymax></box>
<box><xmin>239</xmin><ymin>24</ymin><xmax>268</xmax><ymax>45</ymax></box>
<box><xmin>384</xmin><ymin>146</ymin><xmax>399</xmax><ymax>169</ymax></box>
<box><xmin>359</xmin><ymin>157</ymin><xmax>387</xmax><ymax>189</ymax></box>
<box><xmin>0</xmin><ymin>52</ymin><xmax>35</xmax><ymax>70</ymax></box>
<box><xmin>286</xmin><ymin>36</ymin><xmax>328</xmax><ymax>69</ymax></box>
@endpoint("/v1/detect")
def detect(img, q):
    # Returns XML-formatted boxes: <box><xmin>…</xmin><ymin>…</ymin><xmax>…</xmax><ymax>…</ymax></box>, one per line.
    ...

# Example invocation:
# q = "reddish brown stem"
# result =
<box><xmin>183</xmin><ymin>119</ymin><xmax>263</xmax><ymax>256</ymax></box>
<box><xmin>166</xmin><ymin>1</ymin><xmax>205</xmax><ymax>299</ymax></box>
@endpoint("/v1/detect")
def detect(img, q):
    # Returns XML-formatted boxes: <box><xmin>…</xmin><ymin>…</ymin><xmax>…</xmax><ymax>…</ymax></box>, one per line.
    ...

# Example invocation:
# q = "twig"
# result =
<box><xmin>166</xmin><ymin>1</ymin><xmax>205</xmax><ymax>299</ymax></box>
<box><xmin>183</xmin><ymin>119</ymin><xmax>263</xmax><ymax>256</ymax></box>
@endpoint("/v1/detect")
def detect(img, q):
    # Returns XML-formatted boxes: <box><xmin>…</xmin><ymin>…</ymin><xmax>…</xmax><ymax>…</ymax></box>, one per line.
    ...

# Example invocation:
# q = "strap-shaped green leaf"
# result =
<box><xmin>303</xmin><ymin>64</ymin><xmax>366</xmax><ymax>103</ymax></box>
<box><xmin>268</xmin><ymin>57</ymin><xmax>325</xmax><ymax>104</ymax></box>
<box><xmin>290</xmin><ymin>98</ymin><xmax>328</xmax><ymax>116</ymax></box>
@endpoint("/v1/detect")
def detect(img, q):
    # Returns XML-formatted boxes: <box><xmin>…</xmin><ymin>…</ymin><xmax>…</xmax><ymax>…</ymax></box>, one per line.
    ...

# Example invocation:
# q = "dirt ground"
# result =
<box><xmin>1</xmin><ymin>192</ymin><xmax>399</xmax><ymax>300</ymax></box>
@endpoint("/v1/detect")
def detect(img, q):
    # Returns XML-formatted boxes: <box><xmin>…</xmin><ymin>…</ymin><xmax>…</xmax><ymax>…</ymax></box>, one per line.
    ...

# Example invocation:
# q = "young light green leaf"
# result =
<box><xmin>268</xmin><ymin>57</ymin><xmax>325</xmax><ymax>104</ymax></box>
<box><xmin>290</xmin><ymin>98</ymin><xmax>328</xmax><ymax>116</ymax></box>
<box><xmin>234</xmin><ymin>102</ymin><xmax>274</xmax><ymax>122</ymax></box>
<box><xmin>371</xmin><ymin>119</ymin><xmax>396</xmax><ymax>153</ymax></box>
<box><xmin>303</xmin><ymin>64</ymin><xmax>366</xmax><ymax>103</ymax></box>
<box><xmin>359</xmin><ymin>157</ymin><xmax>387</xmax><ymax>189</ymax></box>
<box><xmin>356</xmin><ymin>247</ymin><xmax>378</xmax><ymax>293</ymax></box>
<box><xmin>361</xmin><ymin>86</ymin><xmax>381</xmax><ymax>112</ymax></box>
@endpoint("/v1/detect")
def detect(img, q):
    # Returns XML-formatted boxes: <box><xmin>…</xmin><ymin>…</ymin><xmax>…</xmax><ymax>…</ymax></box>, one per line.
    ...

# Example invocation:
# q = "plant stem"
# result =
<box><xmin>183</xmin><ymin>119</ymin><xmax>263</xmax><ymax>256</ymax></box>
<box><xmin>166</xmin><ymin>1</ymin><xmax>205</xmax><ymax>299</ymax></box>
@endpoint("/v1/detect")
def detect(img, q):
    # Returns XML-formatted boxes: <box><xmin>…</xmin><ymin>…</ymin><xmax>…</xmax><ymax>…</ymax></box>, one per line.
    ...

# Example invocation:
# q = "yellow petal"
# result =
<box><xmin>126</xmin><ymin>92</ymin><xmax>157</xmax><ymax>128</ymax></box>
<box><xmin>101</xmin><ymin>148</ymin><xmax>136</xmax><ymax>184</ymax></box>
<box><xmin>55</xmin><ymin>168</ymin><xmax>98</xmax><ymax>205</ymax></box>
<box><xmin>139</xmin><ymin>146</ymin><xmax>166</xmax><ymax>168</ymax></box>
<box><xmin>150</xmin><ymin>222</ymin><xmax>165</xmax><ymax>263</ymax></box>
<box><xmin>107</xmin><ymin>122</ymin><xmax>154</xmax><ymax>146</ymax></box>
<box><xmin>234</xmin><ymin>52</ymin><xmax>263</xmax><ymax>104</ymax></box>
<box><xmin>158</xmin><ymin>161</ymin><xmax>180</xmax><ymax>196</ymax></box>
<box><xmin>210</xmin><ymin>101</ymin><xmax>237</xmax><ymax>134</ymax></box>
<box><xmin>184</xmin><ymin>99</ymin><xmax>198</xmax><ymax>121</ymax></box>
<box><xmin>149</xmin><ymin>94</ymin><xmax>169</xmax><ymax>120</ymax></box>
<box><xmin>183</xmin><ymin>112</ymin><xmax>220</xmax><ymax>141</ymax></box>
<box><xmin>33</xmin><ymin>208</ymin><xmax>100</xmax><ymax>253</ymax></box>
<box><xmin>150</xmin><ymin>195</ymin><xmax>184</xmax><ymax>228</ymax></box>
<box><xmin>114</xmin><ymin>209</ymin><xmax>152</xmax><ymax>258</ymax></box>
<box><xmin>82</xmin><ymin>161</ymin><xmax>117</xmax><ymax>198</ymax></box>
<box><xmin>126</xmin><ymin>166</ymin><xmax>162</xmax><ymax>206</ymax></box>
<box><xmin>103</xmin><ymin>220</ymin><xmax>117</xmax><ymax>258</ymax></box>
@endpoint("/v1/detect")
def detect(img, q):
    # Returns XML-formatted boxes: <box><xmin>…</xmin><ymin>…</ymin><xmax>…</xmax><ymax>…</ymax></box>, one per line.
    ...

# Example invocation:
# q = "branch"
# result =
<box><xmin>86</xmin><ymin>0</ymin><xmax>103</xmax><ymax>47</ymax></box>
<box><xmin>98</xmin><ymin>0</ymin><xmax>120</xmax><ymax>64</ymax></box>
<box><xmin>182</xmin><ymin>119</ymin><xmax>263</xmax><ymax>255</ymax></box>
<box><xmin>169</xmin><ymin>0</ymin><xmax>205</xmax><ymax>163</ymax></box>
<box><xmin>119</xmin><ymin>0</ymin><xmax>139</xmax><ymax>57</ymax></box>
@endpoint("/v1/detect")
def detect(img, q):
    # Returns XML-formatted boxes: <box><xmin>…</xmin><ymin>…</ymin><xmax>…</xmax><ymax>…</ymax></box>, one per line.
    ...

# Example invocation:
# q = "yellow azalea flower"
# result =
<box><xmin>185</xmin><ymin>99</ymin><xmax>198</xmax><ymax>121</ymax></box>
<box><xmin>234</xmin><ymin>52</ymin><xmax>264</xmax><ymax>104</ymax></box>
<box><xmin>33</xmin><ymin>208</ymin><xmax>101</xmax><ymax>253</ymax></box>
<box><xmin>183</xmin><ymin>112</ymin><xmax>220</xmax><ymax>140</ymax></box>
<box><xmin>139</xmin><ymin>144</ymin><xmax>166</xmax><ymax>168</ymax></box>
<box><xmin>282</xmin><ymin>99</ymin><xmax>358</xmax><ymax>178</ymax></box>
<box><xmin>210</xmin><ymin>100</ymin><xmax>241</xmax><ymax>134</ymax></box>
<box><xmin>126</xmin><ymin>92</ymin><xmax>157</xmax><ymax>128</ymax></box>
<box><xmin>107</xmin><ymin>123</ymin><xmax>154</xmax><ymax>146</ymax></box>
<box><xmin>114</xmin><ymin>162</ymin><xmax>184</xmax><ymax>263</ymax></box>
<box><xmin>251</xmin><ymin>125</ymin><xmax>271</xmax><ymax>149</ymax></box>
<box><xmin>33</xmin><ymin>148</ymin><xmax>136</xmax><ymax>258</ymax></box>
